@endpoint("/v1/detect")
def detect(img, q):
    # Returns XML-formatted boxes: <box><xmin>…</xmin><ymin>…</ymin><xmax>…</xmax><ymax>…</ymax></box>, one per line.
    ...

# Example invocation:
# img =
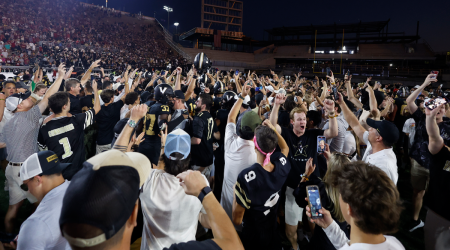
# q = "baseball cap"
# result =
<box><xmin>235</xmin><ymin>94</ymin><xmax>250</xmax><ymax>105</ymax></box>
<box><xmin>6</xmin><ymin>91</ymin><xmax>31</xmax><ymax>111</ymax></box>
<box><xmin>15</xmin><ymin>81</ymin><xmax>28</xmax><ymax>90</ymax></box>
<box><xmin>414</xmin><ymin>85</ymin><xmax>421</xmax><ymax>89</ymax></box>
<box><xmin>165</xmin><ymin>129</ymin><xmax>190</xmax><ymax>160</ymax></box>
<box><xmin>274</xmin><ymin>88</ymin><xmax>287</xmax><ymax>95</ymax></box>
<box><xmin>20</xmin><ymin>151</ymin><xmax>71</xmax><ymax>181</ymax></box>
<box><xmin>366</xmin><ymin>118</ymin><xmax>399</xmax><ymax>145</ymax></box>
<box><xmin>140</xmin><ymin>91</ymin><xmax>151</xmax><ymax>103</ymax></box>
<box><xmin>241</xmin><ymin>111</ymin><xmax>262</xmax><ymax>133</ymax></box>
<box><xmin>174</xmin><ymin>90</ymin><xmax>185</xmax><ymax>100</ymax></box>
<box><xmin>117</xmin><ymin>84</ymin><xmax>125</xmax><ymax>92</ymax></box>
<box><xmin>60</xmin><ymin>150</ymin><xmax>151</xmax><ymax>248</ymax></box>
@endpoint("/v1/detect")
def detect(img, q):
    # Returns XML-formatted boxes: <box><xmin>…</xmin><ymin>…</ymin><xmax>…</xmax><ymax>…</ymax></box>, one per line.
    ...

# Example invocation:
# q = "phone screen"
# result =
<box><xmin>426</xmin><ymin>98</ymin><xmax>446</xmax><ymax>110</ymax></box>
<box><xmin>317</xmin><ymin>136</ymin><xmax>326</xmax><ymax>153</ymax></box>
<box><xmin>235</xmin><ymin>70</ymin><xmax>239</xmax><ymax>76</ymax></box>
<box><xmin>332</xmin><ymin>87</ymin><xmax>339</xmax><ymax>101</ymax></box>
<box><xmin>430</xmin><ymin>71</ymin><xmax>439</xmax><ymax>79</ymax></box>
<box><xmin>326</xmin><ymin>67</ymin><xmax>331</xmax><ymax>76</ymax></box>
<box><xmin>307</xmin><ymin>186</ymin><xmax>323</xmax><ymax>219</ymax></box>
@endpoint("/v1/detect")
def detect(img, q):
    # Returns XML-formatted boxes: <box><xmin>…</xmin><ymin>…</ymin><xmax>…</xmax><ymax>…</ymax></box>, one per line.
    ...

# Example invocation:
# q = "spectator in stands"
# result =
<box><xmin>15</xmin><ymin>151</ymin><xmax>71</xmax><ymax>250</ymax></box>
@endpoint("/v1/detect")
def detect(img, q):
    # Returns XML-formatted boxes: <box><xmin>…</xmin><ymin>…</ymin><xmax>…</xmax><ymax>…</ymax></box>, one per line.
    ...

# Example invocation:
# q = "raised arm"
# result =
<box><xmin>345</xmin><ymin>80</ymin><xmax>363</xmax><ymax>109</ymax></box>
<box><xmin>174</xmin><ymin>67</ymin><xmax>182</xmax><ymax>91</ymax></box>
<box><xmin>228</xmin><ymin>83</ymin><xmax>250</xmax><ymax>124</ymax></box>
<box><xmin>264</xmin><ymin>119</ymin><xmax>289</xmax><ymax>156</ymax></box>
<box><xmin>322</xmin><ymin>99</ymin><xmax>338</xmax><ymax>139</ymax></box>
<box><xmin>426</xmin><ymin>104</ymin><xmax>445</xmax><ymax>155</ymax></box>
<box><xmin>365</xmin><ymin>85</ymin><xmax>381</xmax><ymax>120</ymax></box>
<box><xmin>177</xmin><ymin>171</ymin><xmax>244</xmax><ymax>250</ymax></box>
<box><xmin>336</xmin><ymin>92</ymin><xmax>367</xmax><ymax>142</ymax></box>
<box><xmin>406</xmin><ymin>74</ymin><xmax>437</xmax><ymax>115</ymax></box>
<box><xmin>80</xmin><ymin>59</ymin><xmax>100</xmax><ymax>86</ymax></box>
<box><xmin>38</xmin><ymin>63</ymin><xmax>65</xmax><ymax>113</ymax></box>
<box><xmin>184</xmin><ymin>73</ymin><xmax>197</xmax><ymax>101</ymax></box>
<box><xmin>269</xmin><ymin>93</ymin><xmax>286</xmax><ymax>134</ymax></box>
<box><xmin>91</xmin><ymin>80</ymin><xmax>101</xmax><ymax>114</ymax></box>
<box><xmin>113</xmin><ymin>104</ymin><xmax>148</xmax><ymax>152</ymax></box>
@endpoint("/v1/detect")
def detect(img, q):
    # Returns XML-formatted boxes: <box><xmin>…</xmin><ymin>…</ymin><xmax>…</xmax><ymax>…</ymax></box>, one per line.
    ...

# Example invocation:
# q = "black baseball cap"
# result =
<box><xmin>366</xmin><ymin>118</ymin><xmax>399</xmax><ymax>145</ymax></box>
<box><xmin>174</xmin><ymin>90</ymin><xmax>185</xmax><ymax>100</ymax></box>
<box><xmin>15</xmin><ymin>81</ymin><xmax>28</xmax><ymax>90</ymax></box>
<box><xmin>60</xmin><ymin>150</ymin><xmax>151</xmax><ymax>248</ymax></box>
<box><xmin>20</xmin><ymin>151</ymin><xmax>71</xmax><ymax>181</ymax></box>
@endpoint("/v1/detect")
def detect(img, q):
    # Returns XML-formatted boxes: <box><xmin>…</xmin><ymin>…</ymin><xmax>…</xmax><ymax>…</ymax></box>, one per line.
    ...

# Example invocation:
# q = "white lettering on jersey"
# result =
<box><xmin>244</xmin><ymin>171</ymin><xmax>256</xmax><ymax>182</ymax></box>
<box><xmin>263</xmin><ymin>191</ymin><xmax>280</xmax><ymax>216</ymax></box>
<box><xmin>160</xmin><ymin>87</ymin><xmax>167</xmax><ymax>94</ymax></box>
<box><xmin>48</xmin><ymin>124</ymin><xmax>75</xmax><ymax>137</ymax></box>
<box><xmin>280</xmin><ymin>157</ymin><xmax>286</xmax><ymax>165</ymax></box>
<box><xmin>226</xmin><ymin>95</ymin><xmax>233</xmax><ymax>101</ymax></box>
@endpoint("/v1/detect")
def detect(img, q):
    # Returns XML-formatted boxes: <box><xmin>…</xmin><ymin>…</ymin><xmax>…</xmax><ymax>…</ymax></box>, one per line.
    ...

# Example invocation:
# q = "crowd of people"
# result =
<box><xmin>0</xmin><ymin>0</ymin><xmax>186</xmax><ymax>70</ymax></box>
<box><xmin>0</xmin><ymin>50</ymin><xmax>448</xmax><ymax>250</ymax></box>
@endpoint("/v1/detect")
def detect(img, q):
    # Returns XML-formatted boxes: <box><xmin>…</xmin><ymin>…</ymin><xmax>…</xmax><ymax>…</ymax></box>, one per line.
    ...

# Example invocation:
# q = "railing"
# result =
<box><xmin>154</xmin><ymin>19</ymin><xmax>192</xmax><ymax>62</ymax></box>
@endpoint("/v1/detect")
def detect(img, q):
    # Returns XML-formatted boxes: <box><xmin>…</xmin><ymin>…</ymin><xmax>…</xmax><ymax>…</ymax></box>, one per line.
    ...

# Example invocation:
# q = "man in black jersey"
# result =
<box><xmin>80</xmin><ymin>82</ymin><xmax>97</xmax><ymax>159</ymax></box>
<box><xmin>139</xmin><ymin>83</ymin><xmax>174</xmax><ymax>165</ymax></box>
<box><xmin>38</xmin><ymin>80</ymin><xmax>100</xmax><ymax>180</ymax></box>
<box><xmin>233</xmin><ymin>120</ymin><xmax>290</xmax><ymax>250</ymax></box>
<box><xmin>191</xmin><ymin>93</ymin><xmax>220</xmax><ymax>179</ymax></box>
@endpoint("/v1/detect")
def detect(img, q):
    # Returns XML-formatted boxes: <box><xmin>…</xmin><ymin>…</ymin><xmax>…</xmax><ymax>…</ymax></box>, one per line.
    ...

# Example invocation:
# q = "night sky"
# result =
<box><xmin>85</xmin><ymin>0</ymin><xmax>450</xmax><ymax>53</ymax></box>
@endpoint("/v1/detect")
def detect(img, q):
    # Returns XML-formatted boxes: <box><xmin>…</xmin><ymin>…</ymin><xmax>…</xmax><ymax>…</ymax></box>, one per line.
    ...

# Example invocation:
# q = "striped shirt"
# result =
<box><xmin>0</xmin><ymin>105</ymin><xmax>41</xmax><ymax>162</ymax></box>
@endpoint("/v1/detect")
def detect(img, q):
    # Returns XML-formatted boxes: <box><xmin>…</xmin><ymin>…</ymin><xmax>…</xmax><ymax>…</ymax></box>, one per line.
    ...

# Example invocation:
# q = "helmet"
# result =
<box><xmin>154</xmin><ymin>83</ymin><xmax>174</xmax><ymax>105</ymax></box>
<box><xmin>193</xmin><ymin>53</ymin><xmax>211</xmax><ymax>72</ymax></box>
<box><xmin>221</xmin><ymin>91</ymin><xmax>237</xmax><ymax>110</ymax></box>
<box><xmin>152</xmin><ymin>76</ymin><xmax>166</xmax><ymax>88</ymax></box>
<box><xmin>213</xmin><ymin>81</ymin><xmax>225</xmax><ymax>94</ymax></box>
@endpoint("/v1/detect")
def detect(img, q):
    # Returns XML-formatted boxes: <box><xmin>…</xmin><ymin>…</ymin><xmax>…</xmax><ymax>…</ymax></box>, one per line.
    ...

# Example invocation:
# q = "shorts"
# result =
<box><xmin>285</xmin><ymin>186</ymin><xmax>303</xmax><ymax>226</ymax></box>
<box><xmin>96</xmin><ymin>143</ymin><xmax>112</xmax><ymax>155</ymax></box>
<box><xmin>5</xmin><ymin>164</ymin><xmax>37</xmax><ymax>205</ymax></box>
<box><xmin>192</xmin><ymin>164</ymin><xmax>213</xmax><ymax>178</ymax></box>
<box><xmin>410</xmin><ymin>158</ymin><xmax>429</xmax><ymax>191</ymax></box>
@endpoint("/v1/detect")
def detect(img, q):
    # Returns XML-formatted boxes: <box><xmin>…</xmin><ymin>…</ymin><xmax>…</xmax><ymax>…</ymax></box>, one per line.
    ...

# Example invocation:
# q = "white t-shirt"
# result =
<box><xmin>17</xmin><ymin>181</ymin><xmax>71</xmax><ymax>250</ymax></box>
<box><xmin>402</xmin><ymin>118</ymin><xmax>415</xmax><ymax>149</ymax></box>
<box><xmin>323</xmin><ymin>220</ymin><xmax>405</xmax><ymax>250</ymax></box>
<box><xmin>360</xmin><ymin>131</ymin><xmax>398</xmax><ymax>184</ymax></box>
<box><xmin>221</xmin><ymin>123</ymin><xmax>256</xmax><ymax>231</ymax></box>
<box><xmin>140</xmin><ymin>169</ymin><xmax>207</xmax><ymax>250</ymax></box>
<box><xmin>342</xmin><ymin>131</ymin><xmax>356</xmax><ymax>156</ymax></box>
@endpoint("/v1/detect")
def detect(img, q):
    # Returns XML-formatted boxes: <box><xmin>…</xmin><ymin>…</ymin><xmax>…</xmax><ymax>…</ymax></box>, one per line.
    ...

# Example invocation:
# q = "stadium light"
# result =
<box><xmin>163</xmin><ymin>6</ymin><xmax>173</xmax><ymax>30</ymax></box>
<box><xmin>329</xmin><ymin>51</ymin><xmax>335</xmax><ymax>54</ymax></box>
<box><xmin>390</xmin><ymin>64</ymin><xmax>393</xmax><ymax>66</ymax></box>
<box><xmin>174</xmin><ymin>22</ymin><xmax>179</xmax><ymax>35</ymax></box>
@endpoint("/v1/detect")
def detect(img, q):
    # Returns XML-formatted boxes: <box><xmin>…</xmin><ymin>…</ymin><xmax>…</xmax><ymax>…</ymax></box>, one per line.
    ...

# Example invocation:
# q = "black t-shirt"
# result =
<box><xmin>164</xmin><ymin>239</ymin><xmax>221</xmax><ymax>250</ymax></box>
<box><xmin>69</xmin><ymin>94</ymin><xmax>81</xmax><ymax>115</ymax></box>
<box><xmin>143</xmin><ymin>103</ymin><xmax>171</xmax><ymax>141</ymax></box>
<box><xmin>393</xmin><ymin>98</ymin><xmax>408</xmax><ymax>129</ymax></box>
<box><xmin>425</xmin><ymin>145</ymin><xmax>450</xmax><ymax>221</ymax></box>
<box><xmin>215</xmin><ymin>109</ymin><xmax>230</xmax><ymax>152</ymax></box>
<box><xmin>235</xmin><ymin>152</ymin><xmax>291</xmax><ymax>230</ymax></box>
<box><xmin>211</xmin><ymin>97</ymin><xmax>221</xmax><ymax>119</ymax></box>
<box><xmin>410</xmin><ymin>109</ymin><xmax>450</xmax><ymax>169</ymax></box>
<box><xmin>96</xmin><ymin>100</ymin><xmax>124</xmax><ymax>145</ymax></box>
<box><xmin>281</xmin><ymin>126</ymin><xmax>324</xmax><ymax>188</ymax></box>
<box><xmin>38</xmin><ymin>110</ymin><xmax>95</xmax><ymax>179</ymax></box>
<box><xmin>80</xmin><ymin>94</ymin><xmax>94</xmax><ymax>112</ymax></box>
<box><xmin>191</xmin><ymin>111</ymin><xmax>217</xmax><ymax>166</ymax></box>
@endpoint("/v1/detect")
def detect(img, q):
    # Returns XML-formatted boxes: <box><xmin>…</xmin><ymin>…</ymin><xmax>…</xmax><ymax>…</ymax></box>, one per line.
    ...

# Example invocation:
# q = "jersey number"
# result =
<box><xmin>162</xmin><ymin>105</ymin><xmax>169</xmax><ymax>112</ymax></box>
<box><xmin>207</xmin><ymin>117</ymin><xmax>214</xmax><ymax>140</ymax></box>
<box><xmin>145</xmin><ymin>114</ymin><xmax>156</xmax><ymax>135</ymax></box>
<box><xmin>59</xmin><ymin>137</ymin><xmax>73</xmax><ymax>159</ymax></box>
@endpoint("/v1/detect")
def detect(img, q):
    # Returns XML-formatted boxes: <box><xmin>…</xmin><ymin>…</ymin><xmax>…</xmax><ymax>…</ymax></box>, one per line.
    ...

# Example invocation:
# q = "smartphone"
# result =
<box><xmin>326</xmin><ymin>67</ymin><xmax>331</xmax><ymax>77</ymax></box>
<box><xmin>430</xmin><ymin>71</ymin><xmax>439</xmax><ymax>79</ymax></box>
<box><xmin>294</xmin><ymin>96</ymin><xmax>298</xmax><ymax>102</ymax></box>
<box><xmin>235</xmin><ymin>69</ymin><xmax>239</xmax><ymax>76</ymax></box>
<box><xmin>317</xmin><ymin>136</ymin><xmax>326</xmax><ymax>153</ymax></box>
<box><xmin>344</xmin><ymin>70</ymin><xmax>350</xmax><ymax>80</ymax></box>
<box><xmin>425</xmin><ymin>98</ymin><xmax>446</xmax><ymax>110</ymax></box>
<box><xmin>332</xmin><ymin>86</ymin><xmax>339</xmax><ymax>101</ymax></box>
<box><xmin>213</xmin><ymin>142</ymin><xmax>219</xmax><ymax>148</ymax></box>
<box><xmin>161</xmin><ymin>70</ymin><xmax>165</xmax><ymax>75</ymax></box>
<box><xmin>306</xmin><ymin>185</ymin><xmax>323</xmax><ymax>219</ymax></box>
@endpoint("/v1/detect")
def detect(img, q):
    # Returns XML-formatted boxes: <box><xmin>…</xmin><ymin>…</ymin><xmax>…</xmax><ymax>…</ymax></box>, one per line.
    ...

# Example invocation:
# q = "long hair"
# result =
<box><xmin>322</xmin><ymin>153</ymin><xmax>350</xmax><ymax>223</ymax></box>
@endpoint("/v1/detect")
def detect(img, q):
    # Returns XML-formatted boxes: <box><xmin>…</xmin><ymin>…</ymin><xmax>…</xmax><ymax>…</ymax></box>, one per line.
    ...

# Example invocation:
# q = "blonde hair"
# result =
<box><xmin>323</xmin><ymin>154</ymin><xmax>351</xmax><ymax>222</ymax></box>
<box><xmin>289</xmin><ymin>106</ymin><xmax>307</xmax><ymax>120</ymax></box>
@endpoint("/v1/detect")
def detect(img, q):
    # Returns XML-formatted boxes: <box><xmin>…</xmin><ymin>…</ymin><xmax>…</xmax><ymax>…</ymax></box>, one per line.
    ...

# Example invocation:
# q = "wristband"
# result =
<box><xmin>198</xmin><ymin>186</ymin><xmax>212</xmax><ymax>203</ymax></box>
<box><xmin>238</xmin><ymin>95</ymin><xmax>245</xmax><ymax>100</ymax></box>
<box><xmin>300</xmin><ymin>174</ymin><xmax>309</xmax><ymax>181</ymax></box>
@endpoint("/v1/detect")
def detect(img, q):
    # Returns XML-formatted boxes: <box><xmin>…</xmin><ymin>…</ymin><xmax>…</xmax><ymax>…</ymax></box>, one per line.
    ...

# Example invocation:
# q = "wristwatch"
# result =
<box><xmin>198</xmin><ymin>186</ymin><xmax>212</xmax><ymax>203</ymax></box>
<box><xmin>238</xmin><ymin>94</ymin><xmax>245</xmax><ymax>100</ymax></box>
<box><xmin>127</xmin><ymin>119</ymin><xmax>137</xmax><ymax>128</ymax></box>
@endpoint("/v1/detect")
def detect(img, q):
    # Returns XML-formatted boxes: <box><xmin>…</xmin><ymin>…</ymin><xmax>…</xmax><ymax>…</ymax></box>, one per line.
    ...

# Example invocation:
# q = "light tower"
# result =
<box><xmin>163</xmin><ymin>6</ymin><xmax>173</xmax><ymax>31</ymax></box>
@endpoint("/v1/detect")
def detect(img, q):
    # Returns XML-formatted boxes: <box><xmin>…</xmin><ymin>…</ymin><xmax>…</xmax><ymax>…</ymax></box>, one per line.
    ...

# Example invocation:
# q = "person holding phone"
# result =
<box><xmin>270</xmin><ymin>93</ymin><xmax>338</xmax><ymax>250</ymax></box>
<box><xmin>305</xmin><ymin>161</ymin><xmax>404</xmax><ymax>250</ymax></box>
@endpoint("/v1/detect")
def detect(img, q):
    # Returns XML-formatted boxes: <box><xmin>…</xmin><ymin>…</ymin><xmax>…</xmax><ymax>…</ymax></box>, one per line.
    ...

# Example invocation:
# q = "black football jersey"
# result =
<box><xmin>185</xmin><ymin>98</ymin><xmax>196</xmax><ymax>117</ymax></box>
<box><xmin>38</xmin><ymin>110</ymin><xmax>95</xmax><ymax>180</ymax></box>
<box><xmin>215</xmin><ymin>109</ymin><xmax>230</xmax><ymax>153</ymax></box>
<box><xmin>235</xmin><ymin>152</ymin><xmax>291</xmax><ymax>229</ymax></box>
<box><xmin>143</xmin><ymin>103</ymin><xmax>171</xmax><ymax>140</ymax></box>
<box><xmin>191</xmin><ymin>111</ymin><xmax>217</xmax><ymax>166</ymax></box>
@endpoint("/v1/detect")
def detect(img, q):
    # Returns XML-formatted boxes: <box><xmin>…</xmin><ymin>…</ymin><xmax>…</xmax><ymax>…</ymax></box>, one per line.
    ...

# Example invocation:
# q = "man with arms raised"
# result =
<box><xmin>270</xmin><ymin>93</ymin><xmax>338</xmax><ymax>250</ymax></box>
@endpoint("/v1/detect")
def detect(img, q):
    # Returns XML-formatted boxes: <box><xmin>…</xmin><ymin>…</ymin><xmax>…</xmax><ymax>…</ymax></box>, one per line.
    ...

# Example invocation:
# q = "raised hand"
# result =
<box><xmin>323</xmin><ymin>99</ymin><xmax>335</xmax><ymax>112</ymax></box>
<box><xmin>130</xmin><ymin>104</ymin><xmax>148</xmax><ymax>121</ymax></box>
<box><xmin>275</xmin><ymin>93</ymin><xmax>286</xmax><ymax>105</ymax></box>
<box><xmin>177</xmin><ymin>170</ymin><xmax>209</xmax><ymax>197</ymax></box>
